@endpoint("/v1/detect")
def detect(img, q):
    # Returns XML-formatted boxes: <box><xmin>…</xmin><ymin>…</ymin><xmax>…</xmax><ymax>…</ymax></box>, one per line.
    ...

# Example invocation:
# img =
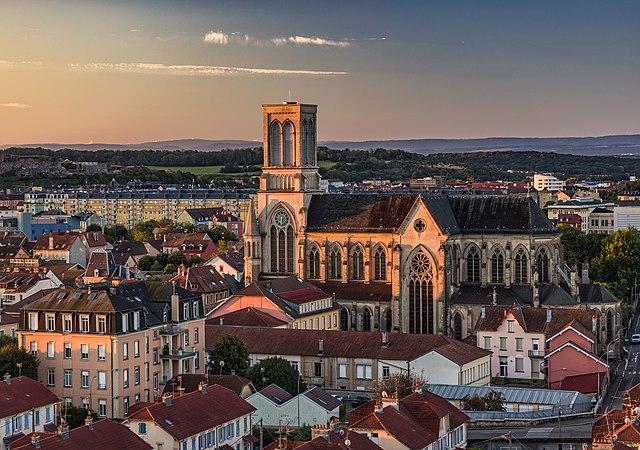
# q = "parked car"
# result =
<box><xmin>631</xmin><ymin>334</ymin><xmax>640</xmax><ymax>344</ymax></box>
<box><xmin>351</xmin><ymin>395</ymin><xmax>369</xmax><ymax>408</ymax></box>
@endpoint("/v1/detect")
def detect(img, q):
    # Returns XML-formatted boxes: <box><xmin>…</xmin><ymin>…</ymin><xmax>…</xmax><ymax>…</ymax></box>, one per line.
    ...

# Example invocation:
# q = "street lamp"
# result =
<box><xmin>16</xmin><ymin>362</ymin><xmax>22</xmax><ymax>378</ymax></box>
<box><xmin>219</xmin><ymin>360</ymin><xmax>225</xmax><ymax>375</ymax></box>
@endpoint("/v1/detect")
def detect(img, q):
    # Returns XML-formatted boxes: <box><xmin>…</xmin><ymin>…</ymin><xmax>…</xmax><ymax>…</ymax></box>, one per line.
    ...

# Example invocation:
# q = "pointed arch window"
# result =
<box><xmin>362</xmin><ymin>308</ymin><xmax>372</xmax><ymax>332</ymax></box>
<box><xmin>373</xmin><ymin>246</ymin><xmax>387</xmax><ymax>280</ymax></box>
<box><xmin>269</xmin><ymin>208</ymin><xmax>294</xmax><ymax>273</ymax></box>
<box><xmin>339</xmin><ymin>308</ymin><xmax>349</xmax><ymax>331</ymax></box>
<box><xmin>453</xmin><ymin>312</ymin><xmax>463</xmax><ymax>340</ymax></box>
<box><xmin>408</xmin><ymin>251</ymin><xmax>434</xmax><ymax>334</ymax></box>
<box><xmin>606</xmin><ymin>310</ymin><xmax>614</xmax><ymax>342</ymax></box>
<box><xmin>308</xmin><ymin>246</ymin><xmax>320</xmax><ymax>279</ymax></box>
<box><xmin>269</xmin><ymin>121</ymin><xmax>281</xmax><ymax>166</ymax></box>
<box><xmin>283</xmin><ymin>121</ymin><xmax>294</xmax><ymax>166</ymax></box>
<box><xmin>384</xmin><ymin>308</ymin><xmax>392</xmax><ymax>332</ymax></box>
<box><xmin>329</xmin><ymin>247</ymin><xmax>342</xmax><ymax>280</ymax></box>
<box><xmin>351</xmin><ymin>246</ymin><xmax>364</xmax><ymax>280</ymax></box>
<box><xmin>537</xmin><ymin>247</ymin><xmax>550</xmax><ymax>283</ymax></box>
<box><xmin>491</xmin><ymin>248</ymin><xmax>504</xmax><ymax>283</ymax></box>
<box><xmin>514</xmin><ymin>248</ymin><xmax>528</xmax><ymax>284</ymax></box>
<box><xmin>466</xmin><ymin>246</ymin><xmax>480</xmax><ymax>283</ymax></box>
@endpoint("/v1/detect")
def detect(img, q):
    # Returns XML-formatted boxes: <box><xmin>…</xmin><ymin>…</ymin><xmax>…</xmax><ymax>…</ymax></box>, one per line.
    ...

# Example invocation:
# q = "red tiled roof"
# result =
<box><xmin>0</xmin><ymin>376</ymin><xmax>59</xmax><ymax>419</ymax></box>
<box><xmin>163</xmin><ymin>232</ymin><xmax>211</xmax><ymax>249</ymax></box>
<box><xmin>206</xmin><ymin>326</ymin><xmax>490</xmax><ymax>364</ymax></box>
<box><xmin>33</xmin><ymin>233</ymin><xmax>81</xmax><ymax>251</ymax></box>
<box><xmin>298</xmin><ymin>430</ymin><xmax>382</xmax><ymax>450</ymax></box>
<box><xmin>263</xmin><ymin>277</ymin><xmax>330</xmax><ymax>304</ymax></box>
<box><xmin>349</xmin><ymin>391</ymin><xmax>468</xmax><ymax>450</ymax></box>
<box><xmin>10</xmin><ymin>419</ymin><xmax>151</xmax><ymax>450</ymax></box>
<box><xmin>209</xmin><ymin>307</ymin><xmax>289</xmax><ymax>327</ymax></box>
<box><xmin>161</xmin><ymin>374</ymin><xmax>254</xmax><ymax>397</ymax></box>
<box><xmin>312</xmin><ymin>280</ymin><xmax>392</xmax><ymax>303</ymax></box>
<box><xmin>127</xmin><ymin>385</ymin><xmax>255</xmax><ymax>441</ymax></box>
<box><xmin>83</xmin><ymin>231</ymin><xmax>107</xmax><ymax>248</ymax></box>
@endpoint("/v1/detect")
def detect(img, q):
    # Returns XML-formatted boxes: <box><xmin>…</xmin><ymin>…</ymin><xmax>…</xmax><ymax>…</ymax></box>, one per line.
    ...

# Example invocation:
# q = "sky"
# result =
<box><xmin>0</xmin><ymin>0</ymin><xmax>639</xmax><ymax>144</ymax></box>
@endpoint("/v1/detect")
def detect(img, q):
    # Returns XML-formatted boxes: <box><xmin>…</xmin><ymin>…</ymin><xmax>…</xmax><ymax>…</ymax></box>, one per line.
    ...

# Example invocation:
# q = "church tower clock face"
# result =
<box><xmin>274</xmin><ymin>210</ymin><xmax>290</xmax><ymax>227</ymax></box>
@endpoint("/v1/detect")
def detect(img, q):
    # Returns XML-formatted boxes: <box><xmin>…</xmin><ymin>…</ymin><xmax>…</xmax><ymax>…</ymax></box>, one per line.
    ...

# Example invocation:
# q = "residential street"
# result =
<box><xmin>602</xmin><ymin>311</ymin><xmax>640</xmax><ymax>410</ymax></box>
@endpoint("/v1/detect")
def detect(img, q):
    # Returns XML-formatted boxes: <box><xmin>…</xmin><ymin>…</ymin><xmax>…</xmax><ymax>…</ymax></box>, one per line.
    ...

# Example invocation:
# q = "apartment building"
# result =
<box><xmin>0</xmin><ymin>375</ymin><xmax>59</xmax><ymax>450</ymax></box>
<box><xmin>24</xmin><ymin>190</ymin><xmax>252</xmax><ymax>228</ymax></box>
<box><xmin>17</xmin><ymin>282</ymin><xmax>206</xmax><ymax>419</ymax></box>
<box><xmin>533</xmin><ymin>173</ymin><xmax>565</xmax><ymax>192</ymax></box>
<box><xmin>547</xmin><ymin>199</ymin><xmax>615</xmax><ymax>233</ymax></box>
<box><xmin>206</xmin><ymin>326</ymin><xmax>491</xmax><ymax>394</ymax></box>
<box><xmin>127</xmin><ymin>384</ymin><xmax>256</xmax><ymax>450</ymax></box>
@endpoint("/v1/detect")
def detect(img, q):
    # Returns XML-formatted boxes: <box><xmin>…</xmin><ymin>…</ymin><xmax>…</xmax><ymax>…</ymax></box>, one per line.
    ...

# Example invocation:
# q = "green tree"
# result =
<box><xmin>187</xmin><ymin>255</ymin><xmax>203</xmax><ymax>266</ymax></box>
<box><xmin>371</xmin><ymin>372</ymin><xmax>427</xmax><ymax>400</ymax></box>
<box><xmin>247</xmin><ymin>357</ymin><xmax>304</xmax><ymax>396</ymax></box>
<box><xmin>63</xmin><ymin>405</ymin><xmax>98</xmax><ymax>429</ymax></box>
<box><xmin>137</xmin><ymin>255</ymin><xmax>155</xmax><ymax>271</ymax></box>
<box><xmin>207</xmin><ymin>225</ymin><xmax>235</xmax><ymax>243</ymax></box>
<box><xmin>104</xmin><ymin>224</ymin><xmax>130</xmax><ymax>244</ymax></box>
<box><xmin>462</xmin><ymin>391</ymin><xmax>505</xmax><ymax>411</ymax></box>
<box><xmin>163</xmin><ymin>263</ymin><xmax>177</xmax><ymax>273</ymax></box>
<box><xmin>208</xmin><ymin>334</ymin><xmax>249</xmax><ymax>376</ymax></box>
<box><xmin>166</xmin><ymin>251</ymin><xmax>185</xmax><ymax>266</ymax></box>
<box><xmin>557</xmin><ymin>225</ymin><xmax>605</xmax><ymax>267</ymax></box>
<box><xmin>591</xmin><ymin>228</ymin><xmax>640</xmax><ymax>300</ymax></box>
<box><xmin>132</xmin><ymin>219</ymin><xmax>160</xmax><ymax>242</ymax></box>
<box><xmin>150</xmin><ymin>260</ymin><xmax>164</xmax><ymax>271</ymax></box>
<box><xmin>0</xmin><ymin>336</ymin><xmax>39</xmax><ymax>379</ymax></box>
<box><xmin>85</xmin><ymin>224</ymin><xmax>102</xmax><ymax>232</ymax></box>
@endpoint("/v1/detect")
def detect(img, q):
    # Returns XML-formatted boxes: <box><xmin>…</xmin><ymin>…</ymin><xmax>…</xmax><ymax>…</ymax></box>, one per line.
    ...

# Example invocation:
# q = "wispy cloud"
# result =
<box><xmin>0</xmin><ymin>60</ymin><xmax>43</xmax><ymax>69</ymax></box>
<box><xmin>0</xmin><ymin>102</ymin><xmax>32</xmax><ymax>109</ymax></box>
<box><xmin>271</xmin><ymin>35</ymin><xmax>351</xmax><ymax>48</ymax></box>
<box><xmin>129</xmin><ymin>28</ymin><xmax>142</xmax><ymax>33</ymax></box>
<box><xmin>203</xmin><ymin>30</ymin><xmax>229</xmax><ymax>45</ymax></box>
<box><xmin>67</xmin><ymin>62</ymin><xmax>347</xmax><ymax>77</ymax></box>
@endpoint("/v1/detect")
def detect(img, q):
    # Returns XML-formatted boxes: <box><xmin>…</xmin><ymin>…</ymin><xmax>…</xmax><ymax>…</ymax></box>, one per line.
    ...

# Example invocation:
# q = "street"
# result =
<box><xmin>602</xmin><ymin>312</ymin><xmax>640</xmax><ymax>410</ymax></box>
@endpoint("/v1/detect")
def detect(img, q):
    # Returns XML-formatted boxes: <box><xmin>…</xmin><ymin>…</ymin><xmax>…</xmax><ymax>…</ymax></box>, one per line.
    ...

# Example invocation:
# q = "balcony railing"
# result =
<box><xmin>161</xmin><ymin>348</ymin><xmax>196</xmax><ymax>360</ymax></box>
<box><xmin>158</xmin><ymin>324</ymin><xmax>186</xmax><ymax>336</ymax></box>
<box><xmin>528</xmin><ymin>349</ymin><xmax>545</xmax><ymax>358</ymax></box>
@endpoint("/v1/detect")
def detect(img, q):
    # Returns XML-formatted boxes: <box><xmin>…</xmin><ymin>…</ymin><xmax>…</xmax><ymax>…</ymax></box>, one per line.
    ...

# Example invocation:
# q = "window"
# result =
<box><xmin>356</xmin><ymin>364</ymin><xmax>372</xmax><ymax>380</ymax></box>
<box><xmin>63</xmin><ymin>314</ymin><xmax>72</xmax><ymax>332</ymax></box>
<box><xmin>194</xmin><ymin>328</ymin><xmax>199</xmax><ymax>343</ymax></box>
<box><xmin>466</xmin><ymin>247</ymin><xmax>480</xmax><ymax>283</ymax></box>
<box><xmin>314</xmin><ymin>362</ymin><xmax>322</xmax><ymax>377</ymax></box>
<box><xmin>28</xmin><ymin>312</ymin><xmax>38</xmax><ymax>331</ymax></box>
<box><xmin>337</xmin><ymin>364</ymin><xmax>347</xmax><ymax>379</ymax></box>
<box><xmin>34</xmin><ymin>410</ymin><xmax>40</xmax><ymax>426</ymax></box>
<box><xmin>97</xmin><ymin>316</ymin><xmax>106</xmax><ymax>333</ymax></box>
<box><xmin>362</xmin><ymin>308</ymin><xmax>372</xmax><ymax>332</ymax></box>
<box><xmin>46</xmin><ymin>313</ymin><xmax>55</xmax><ymax>331</ymax></box>
<box><xmin>153</xmin><ymin>373</ymin><xmax>159</xmax><ymax>390</ymax></box>
<box><xmin>64</xmin><ymin>342</ymin><xmax>71</xmax><ymax>359</ymax></box>
<box><xmin>139</xmin><ymin>423</ymin><xmax>147</xmax><ymax>434</ymax></box>
<box><xmin>308</xmin><ymin>246</ymin><xmax>320</xmax><ymax>279</ymax></box>
<box><xmin>81</xmin><ymin>370</ymin><xmax>90</xmax><ymax>388</ymax></box>
<box><xmin>133</xmin><ymin>311</ymin><xmax>140</xmax><ymax>330</ymax></box>
<box><xmin>382</xmin><ymin>366</ymin><xmax>390</xmax><ymax>377</ymax></box>
<box><xmin>291</xmin><ymin>361</ymin><xmax>299</xmax><ymax>372</ymax></box>
<box><xmin>408</xmin><ymin>251</ymin><xmax>434</xmax><ymax>334</ymax></box>
<box><xmin>491</xmin><ymin>249</ymin><xmax>504</xmax><ymax>283</ymax></box>
<box><xmin>123</xmin><ymin>369</ymin><xmax>129</xmax><ymax>388</ymax></box>
<box><xmin>193</xmin><ymin>302</ymin><xmax>199</xmax><ymax>318</ymax></box>
<box><xmin>507</xmin><ymin>320</ymin><xmax>515</xmax><ymax>333</ymax></box>
<box><xmin>373</xmin><ymin>246</ymin><xmax>386</xmax><ymax>280</ymax></box>
<box><xmin>537</xmin><ymin>248</ymin><xmax>550</xmax><ymax>283</ymax></box>
<box><xmin>499</xmin><ymin>357</ymin><xmax>508</xmax><ymax>377</ymax></box>
<box><xmin>515</xmin><ymin>338</ymin><xmax>523</xmax><ymax>352</ymax></box>
<box><xmin>514</xmin><ymin>248</ymin><xmax>528</xmax><ymax>283</ymax></box>
<box><xmin>98</xmin><ymin>371</ymin><xmax>106</xmax><ymax>389</ymax></box>
<box><xmin>134</xmin><ymin>366</ymin><xmax>140</xmax><ymax>385</ymax></box>
<box><xmin>499</xmin><ymin>337</ymin><xmax>507</xmax><ymax>351</ymax></box>
<box><xmin>145</xmin><ymin>362</ymin><xmax>149</xmax><ymax>382</ymax></box>
<box><xmin>183</xmin><ymin>303</ymin><xmax>189</xmax><ymax>320</ymax></box>
<box><xmin>29</xmin><ymin>341</ymin><xmax>37</xmax><ymax>356</ymax></box>
<box><xmin>121</xmin><ymin>313</ymin><xmax>128</xmax><ymax>332</ymax></box>
<box><xmin>329</xmin><ymin>247</ymin><xmax>342</xmax><ymax>279</ymax></box>
<box><xmin>81</xmin><ymin>344</ymin><xmax>89</xmax><ymax>359</ymax></box>
<box><xmin>183</xmin><ymin>330</ymin><xmax>189</xmax><ymax>346</ymax></box>
<box><xmin>64</xmin><ymin>369</ymin><xmax>72</xmax><ymax>387</ymax></box>
<box><xmin>134</xmin><ymin>340</ymin><xmax>140</xmax><ymax>357</ymax></box>
<box><xmin>483</xmin><ymin>336</ymin><xmax>491</xmax><ymax>350</ymax></box>
<box><xmin>80</xmin><ymin>315</ymin><xmax>90</xmax><ymax>333</ymax></box>
<box><xmin>515</xmin><ymin>357</ymin><xmax>524</xmax><ymax>373</ymax></box>
<box><xmin>47</xmin><ymin>341</ymin><xmax>55</xmax><ymax>358</ymax></box>
<box><xmin>123</xmin><ymin>342</ymin><xmax>129</xmax><ymax>360</ymax></box>
<box><xmin>47</xmin><ymin>368</ymin><xmax>55</xmax><ymax>386</ymax></box>
<box><xmin>98</xmin><ymin>400</ymin><xmax>107</xmax><ymax>417</ymax></box>
<box><xmin>153</xmin><ymin>348</ymin><xmax>158</xmax><ymax>364</ymax></box>
<box><xmin>123</xmin><ymin>397</ymin><xmax>129</xmax><ymax>414</ymax></box>
<box><xmin>270</xmin><ymin>208</ymin><xmax>294</xmax><ymax>273</ymax></box>
<box><xmin>145</xmin><ymin>336</ymin><xmax>149</xmax><ymax>353</ymax></box>
<box><xmin>45</xmin><ymin>406</ymin><xmax>51</xmax><ymax>423</ymax></box>
<box><xmin>97</xmin><ymin>344</ymin><xmax>105</xmax><ymax>361</ymax></box>
<box><xmin>351</xmin><ymin>246</ymin><xmax>364</xmax><ymax>280</ymax></box>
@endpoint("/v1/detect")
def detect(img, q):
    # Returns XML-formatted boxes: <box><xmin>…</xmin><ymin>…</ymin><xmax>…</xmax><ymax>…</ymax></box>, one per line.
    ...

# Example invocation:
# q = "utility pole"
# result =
<box><xmin>507</xmin><ymin>431</ymin><xmax>512</xmax><ymax>450</ymax></box>
<box><xmin>259</xmin><ymin>418</ymin><xmax>263</xmax><ymax>450</ymax></box>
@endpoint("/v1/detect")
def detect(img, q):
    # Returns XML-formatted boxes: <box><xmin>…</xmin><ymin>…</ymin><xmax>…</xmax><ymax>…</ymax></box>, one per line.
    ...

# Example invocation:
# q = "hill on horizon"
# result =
<box><xmin>3</xmin><ymin>134</ymin><xmax>640</xmax><ymax>156</ymax></box>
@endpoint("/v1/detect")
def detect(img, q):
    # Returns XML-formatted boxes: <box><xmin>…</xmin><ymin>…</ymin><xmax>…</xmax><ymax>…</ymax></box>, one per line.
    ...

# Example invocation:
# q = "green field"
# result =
<box><xmin>145</xmin><ymin>165</ymin><xmax>224</xmax><ymax>175</ymax></box>
<box><xmin>318</xmin><ymin>160</ymin><xmax>337</xmax><ymax>169</ymax></box>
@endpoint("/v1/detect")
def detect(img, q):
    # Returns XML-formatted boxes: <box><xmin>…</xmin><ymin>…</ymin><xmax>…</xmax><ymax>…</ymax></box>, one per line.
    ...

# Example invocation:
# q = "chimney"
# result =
<box><xmin>570</xmin><ymin>267</ymin><xmax>578</xmax><ymax>299</ymax></box>
<box><xmin>59</xmin><ymin>422</ymin><xmax>70</xmax><ymax>440</ymax></box>
<box><xmin>318</xmin><ymin>339</ymin><xmax>324</xmax><ymax>355</ymax></box>
<box><xmin>581</xmin><ymin>261</ymin><xmax>590</xmax><ymax>284</ymax></box>
<box><xmin>48</xmin><ymin>235</ymin><xmax>54</xmax><ymax>249</ymax></box>
<box><xmin>546</xmin><ymin>309</ymin><xmax>552</xmax><ymax>323</ymax></box>
<box><xmin>162</xmin><ymin>393</ymin><xmax>173</xmax><ymax>407</ymax></box>
<box><xmin>3</xmin><ymin>373</ymin><xmax>11</xmax><ymax>384</ymax></box>
<box><xmin>381</xmin><ymin>332</ymin><xmax>389</xmax><ymax>347</ymax></box>
<box><xmin>311</xmin><ymin>423</ymin><xmax>331</xmax><ymax>442</ymax></box>
<box><xmin>533</xmin><ymin>283</ymin><xmax>540</xmax><ymax>308</ymax></box>
<box><xmin>492</xmin><ymin>287</ymin><xmax>497</xmax><ymax>306</ymax></box>
<box><xmin>219</xmin><ymin>317</ymin><xmax>224</xmax><ymax>325</ymax></box>
<box><xmin>31</xmin><ymin>435</ymin><xmax>41</xmax><ymax>449</ymax></box>
<box><xmin>198</xmin><ymin>380</ymin><xmax>208</xmax><ymax>395</ymax></box>
<box><xmin>480</xmin><ymin>307</ymin><xmax>486</xmax><ymax>319</ymax></box>
<box><xmin>84</xmin><ymin>416</ymin><xmax>94</xmax><ymax>430</ymax></box>
<box><xmin>381</xmin><ymin>390</ymin><xmax>399</xmax><ymax>410</ymax></box>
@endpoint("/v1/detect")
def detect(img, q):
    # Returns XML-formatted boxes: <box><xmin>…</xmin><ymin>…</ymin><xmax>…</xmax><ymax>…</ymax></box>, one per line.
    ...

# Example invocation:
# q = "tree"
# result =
<box><xmin>247</xmin><ymin>357</ymin><xmax>304</xmax><ymax>396</ymax></box>
<box><xmin>208</xmin><ymin>334</ymin><xmax>249</xmax><ymax>376</ymax></box>
<box><xmin>163</xmin><ymin>263</ymin><xmax>177</xmax><ymax>273</ymax></box>
<box><xmin>137</xmin><ymin>255</ymin><xmax>155</xmax><ymax>271</ymax></box>
<box><xmin>207</xmin><ymin>225</ymin><xmax>235</xmax><ymax>243</ymax></box>
<box><xmin>557</xmin><ymin>224</ymin><xmax>604</xmax><ymax>267</ymax></box>
<box><xmin>0</xmin><ymin>336</ymin><xmax>39</xmax><ymax>379</ymax></box>
<box><xmin>166</xmin><ymin>251</ymin><xmax>185</xmax><ymax>266</ymax></box>
<box><xmin>187</xmin><ymin>255</ymin><xmax>203</xmax><ymax>266</ymax></box>
<box><xmin>150</xmin><ymin>260</ymin><xmax>164</xmax><ymax>272</ymax></box>
<box><xmin>104</xmin><ymin>224</ymin><xmax>130</xmax><ymax>244</ymax></box>
<box><xmin>85</xmin><ymin>224</ymin><xmax>102</xmax><ymax>232</ymax></box>
<box><xmin>371</xmin><ymin>372</ymin><xmax>427</xmax><ymax>400</ymax></box>
<box><xmin>462</xmin><ymin>391</ymin><xmax>505</xmax><ymax>411</ymax></box>
<box><xmin>591</xmin><ymin>228</ymin><xmax>640</xmax><ymax>300</ymax></box>
<box><xmin>132</xmin><ymin>219</ymin><xmax>174</xmax><ymax>242</ymax></box>
<box><xmin>63</xmin><ymin>405</ymin><xmax>97</xmax><ymax>429</ymax></box>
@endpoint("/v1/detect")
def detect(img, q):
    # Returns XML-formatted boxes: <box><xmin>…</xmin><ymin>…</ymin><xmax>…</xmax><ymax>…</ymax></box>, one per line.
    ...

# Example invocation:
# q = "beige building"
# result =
<box><xmin>17</xmin><ymin>282</ymin><xmax>206</xmax><ymax>419</ymax></box>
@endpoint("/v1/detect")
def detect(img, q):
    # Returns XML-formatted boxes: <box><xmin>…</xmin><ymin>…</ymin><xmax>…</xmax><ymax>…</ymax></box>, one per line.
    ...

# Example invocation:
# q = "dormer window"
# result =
<box><xmin>183</xmin><ymin>303</ymin><xmax>189</xmax><ymax>320</ymax></box>
<box><xmin>507</xmin><ymin>320</ymin><xmax>515</xmax><ymax>333</ymax></box>
<box><xmin>80</xmin><ymin>315</ymin><xmax>90</xmax><ymax>333</ymax></box>
<box><xmin>122</xmin><ymin>313</ymin><xmax>128</xmax><ymax>333</ymax></box>
<box><xmin>46</xmin><ymin>313</ymin><xmax>55</xmax><ymax>331</ymax></box>
<box><xmin>133</xmin><ymin>311</ymin><xmax>141</xmax><ymax>330</ymax></box>
<box><xmin>193</xmin><ymin>302</ymin><xmax>199</xmax><ymax>318</ymax></box>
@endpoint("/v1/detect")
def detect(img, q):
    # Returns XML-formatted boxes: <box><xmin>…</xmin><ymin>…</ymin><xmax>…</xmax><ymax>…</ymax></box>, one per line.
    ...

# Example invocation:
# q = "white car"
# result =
<box><xmin>631</xmin><ymin>334</ymin><xmax>640</xmax><ymax>344</ymax></box>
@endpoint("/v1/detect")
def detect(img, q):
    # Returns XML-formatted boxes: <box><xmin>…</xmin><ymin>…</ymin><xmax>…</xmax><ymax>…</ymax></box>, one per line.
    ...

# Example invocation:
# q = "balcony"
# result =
<box><xmin>528</xmin><ymin>349</ymin><xmax>545</xmax><ymax>358</ymax></box>
<box><xmin>159</xmin><ymin>324</ymin><xmax>186</xmax><ymax>336</ymax></box>
<box><xmin>161</xmin><ymin>348</ymin><xmax>196</xmax><ymax>360</ymax></box>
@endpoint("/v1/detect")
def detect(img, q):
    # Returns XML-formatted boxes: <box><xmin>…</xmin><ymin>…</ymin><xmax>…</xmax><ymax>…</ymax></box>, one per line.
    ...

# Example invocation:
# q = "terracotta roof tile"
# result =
<box><xmin>0</xmin><ymin>376</ymin><xmax>59</xmax><ymax>419</ymax></box>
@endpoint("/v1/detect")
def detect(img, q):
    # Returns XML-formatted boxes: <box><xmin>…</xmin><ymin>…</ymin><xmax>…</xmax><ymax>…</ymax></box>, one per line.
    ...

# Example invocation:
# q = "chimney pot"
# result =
<box><xmin>3</xmin><ymin>373</ymin><xmax>11</xmax><ymax>384</ymax></box>
<box><xmin>162</xmin><ymin>393</ymin><xmax>173</xmax><ymax>407</ymax></box>
<box><xmin>31</xmin><ymin>435</ymin><xmax>41</xmax><ymax>449</ymax></box>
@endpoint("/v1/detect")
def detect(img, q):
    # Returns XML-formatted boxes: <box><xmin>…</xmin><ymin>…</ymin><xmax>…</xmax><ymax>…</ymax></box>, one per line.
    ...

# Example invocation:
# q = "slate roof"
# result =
<box><xmin>214</xmin><ymin>252</ymin><xmax>245</xmax><ymax>272</ymax></box>
<box><xmin>259</xmin><ymin>384</ymin><xmax>293</xmax><ymax>405</ymax></box>
<box><xmin>127</xmin><ymin>385</ymin><xmax>256</xmax><ymax>441</ymax></box>
<box><xmin>0</xmin><ymin>376</ymin><xmax>59</xmax><ymax>419</ymax></box>
<box><xmin>33</xmin><ymin>233</ymin><xmax>81</xmax><ymax>251</ymax></box>
<box><xmin>183</xmin><ymin>207</ymin><xmax>224</xmax><ymax>221</ymax></box>
<box><xmin>206</xmin><ymin>326</ymin><xmax>490</xmax><ymax>364</ymax></box>
<box><xmin>171</xmin><ymin>265</ymin><xmax>229</xmax><ymax>294</ymax></box>
<box><xmin>313</xmin><ymin>280</ymin><xmax>392</xmax><ymax>303</ymax></box>
<box><xmin>210</xmin><ymin>307</ymin><xmax>289</xmax><ymax>327</ymax></box>
<box><xmin>10</xmin><ymin>419</ymin><xmax>151</xmax><ymax>450</ymax></box>
<box><xmin>112</xmin><ymin>240</ymin><xmax>148</xmax><ymax>256</ymax></box>
<box><xmin>304</xmin><ymin>387</ymin><xmax>342</xmax><ymax>411</ymax></box>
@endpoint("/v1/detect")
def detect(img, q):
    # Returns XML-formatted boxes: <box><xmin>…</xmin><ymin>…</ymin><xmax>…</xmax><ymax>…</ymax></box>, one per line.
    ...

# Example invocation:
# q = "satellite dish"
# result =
<box><xmin>344</xmin><ymin>439</ymin><xmax>351</xmax><ymax>447</ymax></box>
<box><xmin>219</xmin><ymin>361</ymin><xmax>225</xmax><ymax>367</ymax></box>
<box><xmin>381</xmin><ymin>391</ymin><xmax>388</xmax><ymax>398</ymax></box>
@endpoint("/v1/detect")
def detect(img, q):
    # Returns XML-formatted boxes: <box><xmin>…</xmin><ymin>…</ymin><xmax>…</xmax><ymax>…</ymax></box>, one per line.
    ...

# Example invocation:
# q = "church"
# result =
<box><xmin>244</xmin><ymin>102</ymin><xmax>620</xmax><ymax>346</ymax></box>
